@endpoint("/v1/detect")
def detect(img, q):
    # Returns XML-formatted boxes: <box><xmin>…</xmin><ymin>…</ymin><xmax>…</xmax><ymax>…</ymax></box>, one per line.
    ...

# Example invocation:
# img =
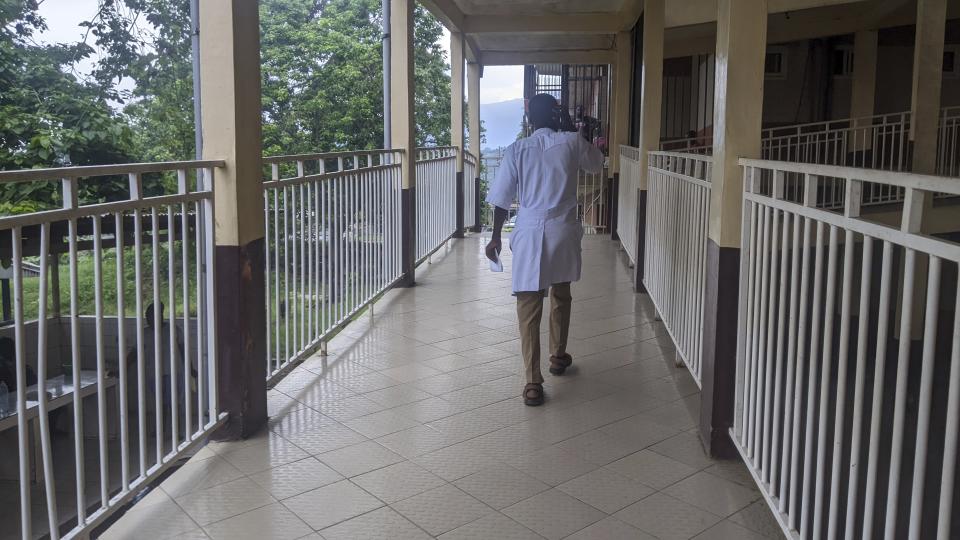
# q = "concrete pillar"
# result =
<box><xmin>391</xmin><ymin>0</ymin><xmax>416</xmax><ymax>285</ymax></box>
<box><xmin>850</xmin><ymin>30</ymin><xmax>878</xmax><ymax>120</ymax></box>
<box><xmin>910</xmin><ymin>0</ymin><xmax>947</xmax><ymax>175</ymax></box>
<box><xmin>200</xmin><ymin>0</ymin><xmax>266</xmax><ymax>439</ymax></box>
<box><xmin>468</xmin><ymin>61</ymin><xmax>482</xmax><ymax>232</ymax></box>
<box><xmin>633</xmin><ymin>0</ymin><xmax>664</xmax><ymax>291</ymax></box>
<box><xmin>610</xmin><ymin>31</ymin><xmax>633</xmax><ymax>242</ymax></box>
<box><xmin>451</xmin><ymin>32</ymin><xmax>466</xmax><ymax>238</ymax></box>
<box><xmin>850</xmin><ymin>30</ymin><xmax>878</xmax><ymax>152</ymax></box>
<box><xmin>699</xmin><ymin>0</ymin><xmax>767</xmax><ymax>458</ymax></box>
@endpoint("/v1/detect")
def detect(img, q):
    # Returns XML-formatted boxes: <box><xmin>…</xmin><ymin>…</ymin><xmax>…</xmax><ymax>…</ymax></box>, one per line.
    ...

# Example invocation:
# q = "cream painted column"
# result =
<box><xmin>910</xmin><ymin>0</ymin><xmax>947</xmax><ymax>175</ymax></box>
<box><xmin>609</xmin><ymin>31</ymin><xmax>632</xmax><ymax>242</ymax></box>
<box><xmin>699</xmin><ymin>0</ymin><xmax>767</xmax><ymax>458</ymax></box>
<box><xmin>391</xmin><ymin>0</ymin><xmax>416</xmax><ymax>284</ymax></box>
<box><xmin>468</xmin><ymin>61</ymin><xmax>482</xmax><ymax>231</ymax></box>
<box><xmin>633</xmin><ymin>0</ymin><xmax>664</xmax><ymax>289</ymax></box>
<box><xmin>451</xmin><ymin>33</ymin><xmax>465</xmax><ymax>172</ymax></box>
<box><xmin>850</xmin><ymin>29</ymin><xmax>878</xmax><ymax>151</ymax></box>
<box><xmin>451</xmin><ymin>32</ymin><xmax>466</xmax><ymax>237</ymax></box>
<box><xmin>200</xmin><ymin>0</ymin><xmax>266</xmax><ymax>439</ymax></box>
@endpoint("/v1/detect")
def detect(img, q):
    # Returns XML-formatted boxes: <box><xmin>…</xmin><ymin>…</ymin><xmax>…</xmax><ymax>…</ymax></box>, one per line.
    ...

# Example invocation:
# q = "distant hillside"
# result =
<box><xmin>481</xmin><ymin>98</ymin><xmax>524</xmax><ymax>150</ymax></box>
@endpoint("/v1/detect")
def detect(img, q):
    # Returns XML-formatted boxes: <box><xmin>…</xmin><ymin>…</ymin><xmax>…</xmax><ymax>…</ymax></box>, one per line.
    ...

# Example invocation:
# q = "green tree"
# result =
<box><xmin>259</xmin><ymin>0</ymin><xmax>451</xmax><ymax>154</ymax></box>
<box><xmin>0</xmin><ymin>0</ymin><xmax>135</xmax><ymax>213</ymax></box>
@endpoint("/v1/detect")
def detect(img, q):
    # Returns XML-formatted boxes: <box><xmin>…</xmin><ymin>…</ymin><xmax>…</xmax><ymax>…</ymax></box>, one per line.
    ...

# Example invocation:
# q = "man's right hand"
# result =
<box><xmin>485</xmin><ymin>237</ymin><xmax>502</xmax><ymax>262</ymax></box>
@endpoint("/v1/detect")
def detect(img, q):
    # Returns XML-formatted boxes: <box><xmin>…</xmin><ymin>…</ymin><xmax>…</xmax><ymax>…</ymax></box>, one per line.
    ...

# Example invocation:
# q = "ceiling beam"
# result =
<box><xmin>663</xmin><ymin>0</ymin><xmax>958</xmax><ymax>58</ymax></box>
<box><xmin>462</xmin><ymin>14</ymin><xmax>621</xmax><ymax>34</ymax></box>
<box><xmin>482</xmin><ymin>49</ymin><xmax>616</xmax><ymax>66</ymax></box>
<box><xmin>618</xmin><ymin>0</ymin><xmax>644</xmax><ymax>31</ymax></box>
<box><xmin>465</xmin><ymin>35</ymin><xmax>482</xmax><ymax>63</ymax></box>
<box><xmin>419</xmin><ymin>0</ymin><xmax>465</xmax><ymax>31</ymax></box>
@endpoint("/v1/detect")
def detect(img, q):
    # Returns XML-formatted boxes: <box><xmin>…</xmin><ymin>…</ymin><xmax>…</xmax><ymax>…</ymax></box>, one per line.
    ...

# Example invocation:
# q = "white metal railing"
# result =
<box><xmin>415</xmin><ymin>147</ymin><xmax>457</xmax><ymax>263</ymax></box>
<box><xmin>464</xmin><ymin>151</ymin><xmax>478</xmax><ymax>229</ymax></box>
<box><xmin>937</xmin><ymin>106</ymin><xmax>960</xmax><ymax>178</ymax></box>
<box><xmin>617</xmin><ymin>145</ymin><xmax>641</xmax><ymax>264</ymax></box>
<box><xmin>733</xmin><ymin>158</ymin><xmax>960</xmax><ymax>540</ymax></box>
<box><xmin>660</xmin><ymin>107</ymin><xmax>960</xmax><ymax>181</ymax></box>
<box><xmin>578</xmin><ymin>170</ymin><xmax>607</xmax><ymax>234</ymax></box>
<box><xmin>262</xmin><ymin>150</ymin><xmax>403</xmax><ymax>382</ymax></box>
<box><xmin>0</xmin><ymin>160</ymin><xmax>223</xmax><ymax>539</ymax></box>
<box><xmin>660</xmin><ymin>135</ymin><xmax>713</xmax><ymax>155</ymax></box>
<box><xmin>644</xmin><ymin>152</ymin><xmax>712</xmax><ymax>384</ymax></box>
<box><xmin>762</xmin><ymin>111</ymin><xmax>913</xmax><ymax>173</ymax></box>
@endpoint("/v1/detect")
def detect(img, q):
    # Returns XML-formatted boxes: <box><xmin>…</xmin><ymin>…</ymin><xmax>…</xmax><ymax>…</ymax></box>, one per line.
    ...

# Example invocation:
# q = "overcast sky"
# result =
<box><xmin>36</xmin><ymin>0</ymin><xmax>522</xmax><ymax>105</ymax></box>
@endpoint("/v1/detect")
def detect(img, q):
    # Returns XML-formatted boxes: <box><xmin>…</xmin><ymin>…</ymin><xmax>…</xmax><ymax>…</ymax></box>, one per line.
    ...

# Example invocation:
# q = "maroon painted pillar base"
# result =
<box><xmin>400</xmin><ymin>187</ymin><xmax>416</xmax><ymax>287</ymax></box>
<box><xmin>454</xmin><ymin>171</ymin><xmax>465</xmax><ymax>238</ymax></box>
<box><xmin>610</xmin><ymin>173</ymin><xmax>620</xmax><ymax>242</ymax></box>
<box><xmin>472</xmin><ymin>177</ymin><xmax>482</xmax><ymax>232</ymax></box>
<box><xmin>634</xmin><ymin>189</ymin><xmax>647</xmax><ymax>293</ymax></box>
<box><xmin>698</xmin><ymin>239</ymin><xmax>740</xmax><ymax>458</ymax></box>
<box><xmin>213</xmin><ymin>238</ymin><xmax>267</xmax><ymax>440</ymax></box>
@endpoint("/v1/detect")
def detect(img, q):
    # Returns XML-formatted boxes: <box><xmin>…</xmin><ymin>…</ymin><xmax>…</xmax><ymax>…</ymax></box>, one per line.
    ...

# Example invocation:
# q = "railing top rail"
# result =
<box><xmin>264</xmin><ymin>162</ymin><xmax>400</xmax><ymax>189</ymax></box>
<box><xmin>760</xmin><ymin>109</ymin><xmax>912</xmax><ymax>137</ymax></box>
<box><xmin>416</xmin><ymin>145</ymin><xmax>458</xmax><ymax>151</ymax></box>
<box><xmin>619</xmin><ymin>145</ymin><xmax>641</xmax><ymax>160</ymax></box>
<box><xmin>739</xmin><ymin>158</ymin><xmax>960</xmax><ymax>196</ymax></box>
<box><xmin>0</xmin><ymin>159</ymin><xmax>226</xmax><ymax>184</ymax></box>
<box><xmin>263</xmin><ymin>148</ymin><xmax>403</xmax><ymax>164</ymax></box>
<box><xmin>417</xmin><ymin>154</ymin><xmax>459</xmax><ymax>164</ymax></box>
<box><xmin>649</xmin><ymin>150</ymin><xmax>714</xmax><ymax>163</ymax></box>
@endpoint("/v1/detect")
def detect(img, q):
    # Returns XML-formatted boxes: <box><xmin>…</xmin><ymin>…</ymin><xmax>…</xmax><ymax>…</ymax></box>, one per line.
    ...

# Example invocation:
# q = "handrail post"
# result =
<box><xmin>201</xmin><ymin>0</ymin><xmax>267</xmax><ymax>439</ymax></box>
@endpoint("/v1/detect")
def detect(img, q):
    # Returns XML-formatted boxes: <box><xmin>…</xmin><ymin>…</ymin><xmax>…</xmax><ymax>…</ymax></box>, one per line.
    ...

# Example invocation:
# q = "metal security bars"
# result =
<box><xmin>464</xmin><ymin>151</ymin><xmax>478</xmax><ymax>229</ymax></box>
<box><xmin>262</xmin><ymin>151</ymin><xmax>403</xmax><ymax>383</ymax></box>
<box><xmin>733</xmin><ymin>159</ymin><xmax>960</xmax><ymax>540</ymax></box>
<box><xmin>415</xmin><ymin>147</ymin><xmax>458</xmax><ymax>263</ymax></box>
<box><xmin>644</xmin><ymin>152</ymin><xmax>712</xmax><ymax>385</ymax></box>
<box><xmin>617</xmin><ymin>145</ymin><xmax>642</xmax><ymax>265</ymax></box>
<box><xmin>0</xmin><ymin>161</ymin><xmax>223</xmax><ymax>539</ymax></box>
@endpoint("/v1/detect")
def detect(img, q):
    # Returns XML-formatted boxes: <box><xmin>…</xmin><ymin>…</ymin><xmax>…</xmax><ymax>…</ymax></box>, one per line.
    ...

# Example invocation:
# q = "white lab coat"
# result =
<box><xmin>486</xmin><ymin>128</ymin><xmax>605</xmax><ymax>293</ymax></box>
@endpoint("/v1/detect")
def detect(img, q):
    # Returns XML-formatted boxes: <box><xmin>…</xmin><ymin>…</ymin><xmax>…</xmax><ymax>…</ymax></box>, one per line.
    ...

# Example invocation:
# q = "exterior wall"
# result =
<box><xmin>660</xmin><ymin>19</ymin><xmax>959</xmax><ymax>136</ymax></box>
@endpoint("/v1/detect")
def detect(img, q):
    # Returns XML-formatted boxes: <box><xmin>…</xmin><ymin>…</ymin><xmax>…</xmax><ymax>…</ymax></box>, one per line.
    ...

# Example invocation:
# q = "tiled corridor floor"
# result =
<box><xmin>103</xmin><ymin>235</ymin><xmax>782</xmax><ymax>540</ymax></box>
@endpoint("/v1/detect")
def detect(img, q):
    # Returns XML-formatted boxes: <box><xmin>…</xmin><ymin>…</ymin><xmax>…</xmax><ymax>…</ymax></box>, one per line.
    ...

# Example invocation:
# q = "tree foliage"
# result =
<box><xmin>1</xmin><ymin>0</ymin><xmax>452</xmax><ymax>173</ymax></box>
<box><xmin>0</xmin><ymin>0</ymin><xmax>135</xmax><ymax>213</ymax></box>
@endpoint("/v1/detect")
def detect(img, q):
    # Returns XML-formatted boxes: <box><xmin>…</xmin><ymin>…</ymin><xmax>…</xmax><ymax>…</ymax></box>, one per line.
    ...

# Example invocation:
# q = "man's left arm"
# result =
<box><xmin>485</xmin><ymin>146</ymin><xmax>519</xmax><ymax>262</ymax></box>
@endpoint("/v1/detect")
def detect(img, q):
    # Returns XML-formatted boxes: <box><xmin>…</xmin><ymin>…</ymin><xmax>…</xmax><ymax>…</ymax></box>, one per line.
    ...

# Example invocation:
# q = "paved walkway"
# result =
<box><xmin>104</xmin><ymin>235</ymin><xmax>781</xmax><ymax>540</ymax></box>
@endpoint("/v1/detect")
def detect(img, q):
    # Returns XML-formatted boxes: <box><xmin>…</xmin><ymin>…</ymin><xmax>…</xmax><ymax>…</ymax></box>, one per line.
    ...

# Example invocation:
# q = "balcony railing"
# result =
<box><xmin>658</xmin><ymin>107</ymin><xmax>960</xmax><ymax>180</ymax></box>
<box><xmin>262</xmin><ymin>150</ymin><xmax>404</xmax><ymax>383</ymax></box>
<box><xmin>0</xmin><ymin>160</ymin><xmax>224</xmax><ymax>539</ymax></box>
<box><xmin>617</xmin><ymin>145</ymin><xmax>642</xmax><ymax>265</ymax></box>
<box><xmin>464</xmin><ymin>151</ymin><xmax>478</xmax><ymax>229</ymax></box>
<box><xmin>415</xmin><ymin>147</ymin><xmax>458</xmax><ymax>263</ymax></box>
<box><xmin>733</xmin><ymin>159</ymin><xmax>960</xmax><ymax>539</ymax></box>
<box><xmin>643</xmin><ymin>152</ymin><xmax>713</xmax><ymax>385</ymax></box>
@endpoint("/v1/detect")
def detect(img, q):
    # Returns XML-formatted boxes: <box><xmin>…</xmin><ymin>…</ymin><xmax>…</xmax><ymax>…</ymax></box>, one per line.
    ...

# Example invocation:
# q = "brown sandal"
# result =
<box><xmin>523</xmin><ymin>383</ymin><xmax>544</xmax><ymax>406</ymax></box>
<box><xmin>549</xmin><ymin>353</ymin><xmax>573</xmax><ymax>375</ymax></box>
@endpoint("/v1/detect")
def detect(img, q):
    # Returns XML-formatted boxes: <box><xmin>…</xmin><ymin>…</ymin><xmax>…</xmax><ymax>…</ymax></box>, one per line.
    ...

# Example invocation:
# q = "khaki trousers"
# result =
<box><xmin>515</xmin><ymin>282</ymin><xmax>572</xmax><ymax>384</ymax></box>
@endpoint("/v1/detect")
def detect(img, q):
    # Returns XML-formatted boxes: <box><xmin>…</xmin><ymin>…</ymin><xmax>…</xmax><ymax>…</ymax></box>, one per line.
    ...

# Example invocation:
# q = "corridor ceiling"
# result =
<box><xmin>420</xmin><ymin>0</ymin><xmax>940</xmax><ymax>64</ymax></box>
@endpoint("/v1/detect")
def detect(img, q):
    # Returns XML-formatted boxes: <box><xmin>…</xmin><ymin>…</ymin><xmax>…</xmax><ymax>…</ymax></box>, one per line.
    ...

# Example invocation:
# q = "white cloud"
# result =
<box><xmin>479</xmin><ymin>66</ymin><xmax>524</xmax><ymax>104</ymax></box>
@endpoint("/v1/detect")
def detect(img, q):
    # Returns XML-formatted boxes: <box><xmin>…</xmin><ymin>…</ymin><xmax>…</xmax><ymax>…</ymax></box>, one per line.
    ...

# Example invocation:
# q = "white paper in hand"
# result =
<box><xmin>489</xmin><ymin>251</ymin><xmax>503</xmax><ymax>272</ymax></box>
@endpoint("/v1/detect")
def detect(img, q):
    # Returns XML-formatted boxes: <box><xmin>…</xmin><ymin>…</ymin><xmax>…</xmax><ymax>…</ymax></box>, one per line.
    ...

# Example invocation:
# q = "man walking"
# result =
<box><xmin>485</xmin><ymin>94</ymin><xmax>605</xmax><ymax>406</ymax></box>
